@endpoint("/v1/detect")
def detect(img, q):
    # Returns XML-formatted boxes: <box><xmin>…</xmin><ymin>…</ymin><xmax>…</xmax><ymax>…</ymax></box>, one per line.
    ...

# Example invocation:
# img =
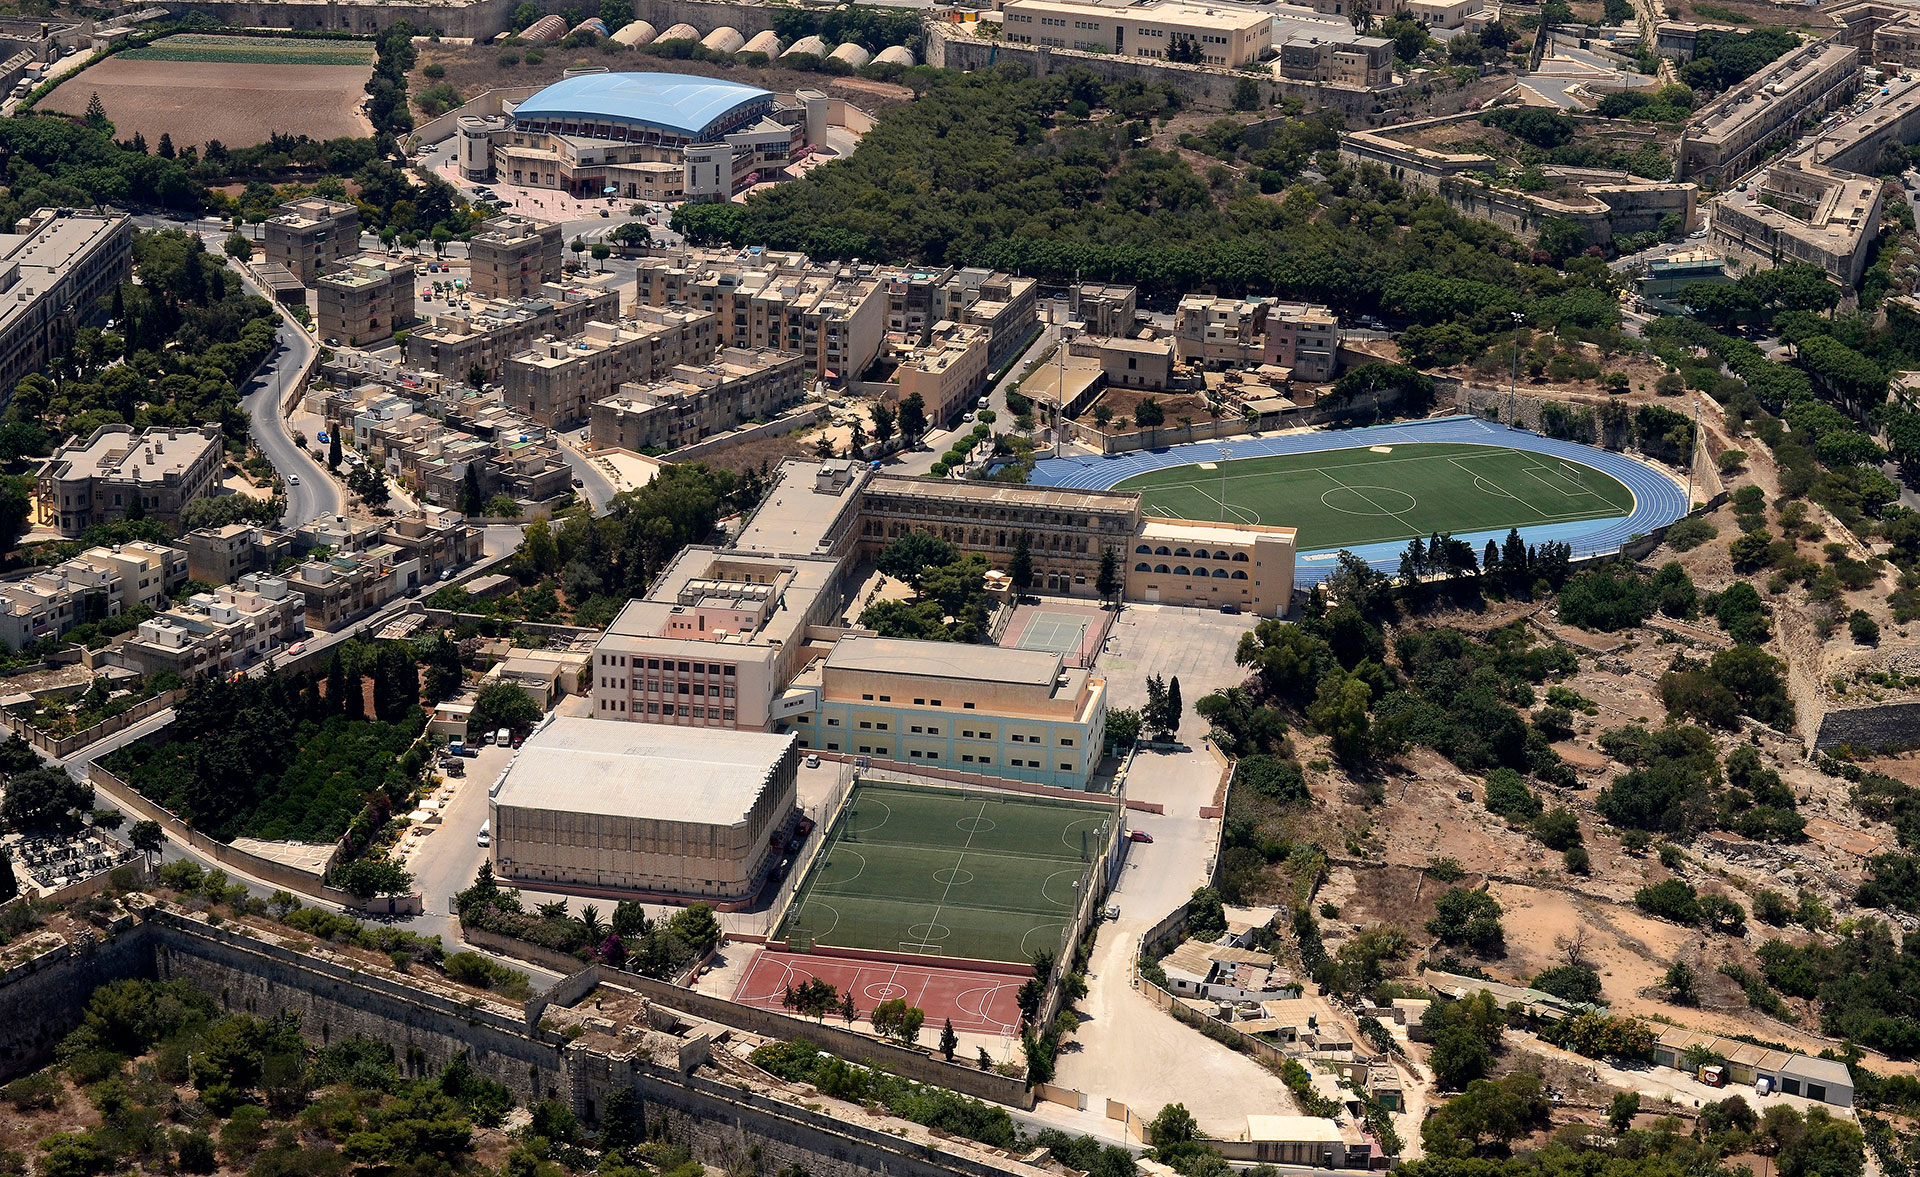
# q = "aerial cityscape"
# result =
<box><xmin>0</xmin><ymin>0</ymin><xmax>1912</xmax><ymax>1175</ymax></box>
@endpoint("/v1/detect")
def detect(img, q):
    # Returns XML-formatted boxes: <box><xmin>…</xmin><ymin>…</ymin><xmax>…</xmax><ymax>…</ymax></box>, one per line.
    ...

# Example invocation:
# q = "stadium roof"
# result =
<box><xmin>494</xmin><ymin>717</ymin><xmax>794</xmax><ymax>825</ymax></box>
<box><xmin>512</xmin><ymin>72</ymin><xmax>773</xmax><ymax>139</ymax></box>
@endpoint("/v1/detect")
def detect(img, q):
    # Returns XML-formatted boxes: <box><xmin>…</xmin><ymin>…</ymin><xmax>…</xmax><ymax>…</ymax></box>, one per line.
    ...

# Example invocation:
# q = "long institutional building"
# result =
<box><xmin>583</xmin><ymin>458</ymin><xmax>1296</xmax><ymax>795</ymax></box>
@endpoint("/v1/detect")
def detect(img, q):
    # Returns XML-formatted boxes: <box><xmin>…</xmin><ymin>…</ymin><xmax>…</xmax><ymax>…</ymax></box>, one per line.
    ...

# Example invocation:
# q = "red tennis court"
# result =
<box><xmin>731</xmin><ymin>949</ymin><xmax>1025</xmax><ymax>1036</ymax></box>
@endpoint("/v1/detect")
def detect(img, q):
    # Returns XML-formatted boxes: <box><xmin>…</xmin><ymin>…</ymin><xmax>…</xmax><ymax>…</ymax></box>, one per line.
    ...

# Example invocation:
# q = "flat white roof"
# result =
<box><xmin>1246</xmin><ymin>1115</ymin><xmax>1345</xmax><ymax>1143</ymax></box>
<box><xmin>494</xmin><ymin>716</ymin><xmax>794</xmax><ymax>826</ymax></box>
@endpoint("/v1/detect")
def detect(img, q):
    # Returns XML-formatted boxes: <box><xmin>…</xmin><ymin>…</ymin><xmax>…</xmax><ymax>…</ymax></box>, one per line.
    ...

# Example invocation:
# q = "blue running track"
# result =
<box><xmin>1026</xmin><ymin>416</ymin><xmax>1692</xmax><ymax>587</ymax></box>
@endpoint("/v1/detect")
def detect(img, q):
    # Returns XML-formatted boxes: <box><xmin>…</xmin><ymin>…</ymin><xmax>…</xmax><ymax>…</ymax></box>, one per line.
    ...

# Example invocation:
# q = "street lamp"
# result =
<box><xmin>1218</xmin><ymin>445</ymin><xmax>1232</xmax><ymax>522</ymax></box>
<box><xmin>1508</xmin><ymin>311</ymin><xmax>1526</xmax><ymax>429</ymax></box>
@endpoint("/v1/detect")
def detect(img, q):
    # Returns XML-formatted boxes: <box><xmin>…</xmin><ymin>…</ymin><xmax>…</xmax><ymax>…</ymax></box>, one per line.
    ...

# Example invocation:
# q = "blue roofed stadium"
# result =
<box><xmin>510</xmin><ymin>72</ymin><xmax>776</xmax><ymax>143</ymax></box>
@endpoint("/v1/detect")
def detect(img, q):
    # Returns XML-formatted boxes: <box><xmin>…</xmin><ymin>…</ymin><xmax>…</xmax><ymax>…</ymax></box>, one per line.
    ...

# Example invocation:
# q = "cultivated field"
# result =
<box><xmin>44</xmin><ymin>35</ymin><xmax>374</xmax><ymax>147</ymax></box>
<box><xmin>1112</xmin><ymin>440</ymin><xmax>1636</xmax><ymax>550</ymax></box>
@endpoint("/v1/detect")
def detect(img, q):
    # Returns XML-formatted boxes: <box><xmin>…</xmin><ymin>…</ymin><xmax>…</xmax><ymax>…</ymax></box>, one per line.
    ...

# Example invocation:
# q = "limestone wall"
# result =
<box><xmin>0</xmin><ymin>916</ymin><xmax>155</xmax><ymax>1081</ymax></box>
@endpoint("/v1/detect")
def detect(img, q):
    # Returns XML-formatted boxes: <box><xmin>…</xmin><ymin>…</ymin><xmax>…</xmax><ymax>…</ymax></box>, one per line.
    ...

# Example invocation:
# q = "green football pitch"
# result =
<box><xmin>779</xmin><ymin>783</ymin><xmax>1118</xmax><ymax>965</ymax></box>
<box><xmin>1113</xmin><ymin>441</ymin><xmax>1636</xmax><ymax>550</ymax></box>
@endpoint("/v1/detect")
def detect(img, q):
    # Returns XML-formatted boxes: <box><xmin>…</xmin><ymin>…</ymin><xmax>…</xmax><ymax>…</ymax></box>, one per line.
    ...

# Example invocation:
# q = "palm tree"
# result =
<box><xmin>579</xmin><ymin>904</ymin><xmax>607</xmax><ymax>944</ymax></box>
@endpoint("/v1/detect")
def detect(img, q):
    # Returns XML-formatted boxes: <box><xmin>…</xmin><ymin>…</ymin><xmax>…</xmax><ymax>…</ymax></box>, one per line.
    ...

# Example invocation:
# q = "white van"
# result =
<box><xmin>495</xmin><ymin>727</ymin><xmax>511</xmax><ymax>746</ymax></box>
<box><xmin>477</xmin><ymin>820</ymin><xmax>491</xmax><ymax>848</ymax></box>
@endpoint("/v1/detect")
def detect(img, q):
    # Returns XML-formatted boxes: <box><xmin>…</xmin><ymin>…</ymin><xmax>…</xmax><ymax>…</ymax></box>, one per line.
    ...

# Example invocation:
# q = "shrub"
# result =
<box><xmin>1635</xmin><ymin>879</ymin><xmax>1701</xmax><ymax>924</ymax></box>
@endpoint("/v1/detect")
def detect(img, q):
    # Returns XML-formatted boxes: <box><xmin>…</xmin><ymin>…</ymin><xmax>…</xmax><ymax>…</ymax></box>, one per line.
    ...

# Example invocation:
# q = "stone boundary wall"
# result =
<box><xmin>1815</xmin><ymin>703</ymin><xmax>1920</xmax><ymax>752</ymax></box>
<box><xmin>87</xmin><ymin>765</ymin><xmax>353</xmax><ymax>904</ymax></box>
<box><xmin>572</xmin><ymin>962</ymin><xmax>1039</xmax><ymax>1108</ymax></box>
<box><xmin>665</xmin><ymin>405</ymin><xmax>827</xmax><ymax>463</ymax></box>
<box><xmin>1</xmin><ymin>690</ymin><xmax>182</xmax><ymax>758</ymax></box>
<box><xmin>0</xmin><ymin>914</ymin><xmax>155</xmax><ymax>1082</ymax></box>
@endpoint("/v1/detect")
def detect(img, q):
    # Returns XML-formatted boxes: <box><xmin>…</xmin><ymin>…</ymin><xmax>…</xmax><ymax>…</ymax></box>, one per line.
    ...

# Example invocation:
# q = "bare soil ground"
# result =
<box><xmin>1672</xmin><ymin>0</ymin><xmax>1836</xmax><ymax>29</ymax></box>
<box><xmin>42</xmin><ymin>58</ymin><xmax>373</xmax><ymax>147</ymax></box>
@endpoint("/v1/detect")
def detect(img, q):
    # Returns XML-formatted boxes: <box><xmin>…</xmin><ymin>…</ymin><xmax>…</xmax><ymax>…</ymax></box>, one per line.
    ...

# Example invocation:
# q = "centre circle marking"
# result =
<box><xmin>1318</xmin><ymin>485</ymin><xmax>1416</xmax><ymax>516</ymax></box>
<box><xmin>933</xmin><ymin>867</ymin><xmax>975</xmax><ymax>886</ymax></box>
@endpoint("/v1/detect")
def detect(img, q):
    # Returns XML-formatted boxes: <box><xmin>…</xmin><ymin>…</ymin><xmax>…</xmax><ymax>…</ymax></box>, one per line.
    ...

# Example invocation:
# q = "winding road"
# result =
<box><xmin>240</xmin><ymin>318</ymin><xmax>340</xmax><ymax>529</ymax></box>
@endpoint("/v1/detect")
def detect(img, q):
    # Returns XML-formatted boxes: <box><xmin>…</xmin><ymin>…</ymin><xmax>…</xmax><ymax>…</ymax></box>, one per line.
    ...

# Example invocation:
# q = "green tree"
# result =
<box><xmin>1427</xmin><ymin>887</ymin><xmax>1505</xmax><ymax>956</ymax></box>
<box><xmin>939</xmin><ymin>1018</ymin><xmax>958</xmax><ymax>1060</ymax></box>
<box><xmin>1608</xmin><ymin>1090</ymin><xmax>1640</xmax><ymax>1134</ymax></box>
<box><xmin>869</xmin><ymin>998</ymin><xmax>925</xmax><ymax>1044</ymax></box>
<box><xmin>327</xmin><ymin>431</ymin><xmax>342</xmax><ymax>471</ymax></box>
<box><xmin>128</xmin><ymin>819</ymin><xmax>164</xmax><ymax>857</ymax></box>
<box><xmin>898</xmin><ymin>392</ymin><xmax>928</xmax><ymax>443</ymax></box>
<box><xmin>468</xmin><ymin>680</ymin><xmax>542</xmax><ymax>736</ymax></box>
<box><xmin>1096</xmin><ymin>546</ymin><xmax>1121</xmax><ymax>605</ymax></box>
<box><xmin>1009</xmin><ymin>531</ymin><xmax>1034</xmax><ymax>595</ymax></box>
<box><xmin>223</xmin><ymin>231</ymin><xmax>252</xmax><ymax>261</ymax></box>
<box><xmin>83</xmin><ymin>91</ymin><xmax>112</xmax><ymax>135</ymax></box>
<box><xmin>1421</xmin><ymin>1074</ymin><xmax>1550</xmax><ymax>1158</ymax></box>
<box><xmin>333</xmin><ymin>855</ymin><xmax>413</xmax><ymax>900</ymax></box>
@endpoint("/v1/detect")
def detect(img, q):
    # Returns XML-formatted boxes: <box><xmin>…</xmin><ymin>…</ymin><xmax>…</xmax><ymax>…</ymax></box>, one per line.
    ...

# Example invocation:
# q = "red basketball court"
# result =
<box><xmin>731</xmin><ymin>949</ymin><xmax>1026</xmax><ymax>1037</ymax></box>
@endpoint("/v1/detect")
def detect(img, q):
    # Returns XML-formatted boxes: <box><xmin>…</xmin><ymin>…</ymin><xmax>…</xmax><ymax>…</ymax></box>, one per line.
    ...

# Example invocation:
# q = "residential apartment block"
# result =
<box><xmin>894</xmin><ymin>320</ymin><xmax>991</xmax><ymax>425</ymax></box>
<box><xmin>778</xmin><ymin>634</ymin><xmax>1108</xmax><ymax>790</ymax></box>
<box><xmin>1175</xmin><ymin>295</ymin><xmax>1341</xmax><ymax>380</ymax></box>
<box><xmin>1069</xmin><ymin>283</ymin><xmax>1138</xmax><ymax>336</ymax></box>
<box><xmin>184</xmin><ymin>523</ymin><xmax>294</xmax><ymax>586</ymax></box>
<box><xmin>36</xmin><ymin>425</ymin><xmax>224</xmax><ymax>538</ymax></box>
<box><xmin>98</xmin><ymin>574</ymin><xmax>307</xmax><ymax>679</ymax></box>
<box><xmin>505</xmin><ymin>308</ymin><xmax>719</xmax><ymax>427</ymax></box>
<box><xmin>466</xmin><ymin>214</ymin><xmax>565</xmax><ymax>300</ymax></box>
<box><xmin>633</xmin><ymin>250</ymin><xmax>888</xmax><ymax>383</ymax></box>
<box><xmin>1679</xmin><ymin>42</ymin><xmax>1860</xmax><ymax>183</ymax></box>
<box><xmin>316</xmin><ymin>256</ymin><xmax>416</xmax><ymax>346</ymax></box>
<box><xmin>285</xmin><ymin>548</ymin><xmax>408</xmax><ymax>631</ymax></box>
<box><xmin>0</xmin><ymin>208</ymin><xmax>132</xmax><ymax>406</ymax></box>
<box><xmin>264</xmin><ymin>198</ymin><xmax>359</xmax><ymax>284</ymax></box>
<box><xmin>405</xmin><ymin>284</ymin><xmax>622</xmax><ymax>382</ymax></box>
<box><xmin>883</xmin><ymin>266</ymin><xmax>1039</xmax><ymax>370</ymax></box>
<box><xmin>0</xmin><ymin>541</ymin><xmax>189</xmax><ymax>650</ymax></box>
<box><xmin>589</xmin><ymin>346</ymin><xmax>809</xmax><ymax>452</ymax></box>
<box><xmin>1276</xmin><ymin>28</ymin><xmax>1394</xmax><ymax>88</ymax></box>
<box><xmin>1001</xmin><ymin>0</ymin><xmax>1271</xmax><ymax>66</ymax></box>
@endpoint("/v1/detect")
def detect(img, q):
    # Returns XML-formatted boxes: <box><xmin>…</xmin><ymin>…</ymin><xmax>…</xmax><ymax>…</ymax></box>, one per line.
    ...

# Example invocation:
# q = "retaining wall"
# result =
<box><xmin>87</xmin><ymin>765</ymin><xmax>353</xmax><ymax>904</ymax></box>
<box><xmin>0</xmin><ymin>915</ymin><xmax>155</xmax><ymax>1081</ymax></box>
<box><xmin>1</xmin><ymin>690</ymin><xmax>182</xmax><ymax>759</ymax></box>
<box><xmin>1815</xmin><ymin>703</ymin><xmax>1920</xmax><ymax>752</ymax></box>
<box><xmin>665</xmin><ymin>405</ymin><xmax>827</xmax><ymax>462</ymax></box>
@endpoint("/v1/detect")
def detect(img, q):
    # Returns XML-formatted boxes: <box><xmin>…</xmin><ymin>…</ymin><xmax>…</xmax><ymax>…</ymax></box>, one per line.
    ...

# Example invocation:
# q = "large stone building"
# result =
<box><xmin>0</xmin><ymin>208</ymin><xmax>132</xmax><ymax>406</ymax></box>
<box><xmin>1709</xmin><ymin>157</ymin><xmax>1884</xmax><ymax>286</ymax></box>
<box><xmin>264</xmin><ymin>198</ymin><xmax>359</xmax><ymax>283</ymax></box>
<box><xmin>36</xmin><ymin>425</ymin><xmax>224</xmax><ymax>538</ymax></box>
<box><xmin>1175</xmin><ymin>295</ymin><xmax>1341</xmax><ymax>380</ymax></box>
<box><xmin>633</xmin><ymin>250</ymin><xmax>891</xmax><ymax>385</ymax></box>
<box><xmin>1001</xmin><ymin>0</ymin><xmax>1272</xmax><ymax>66</ymax></box>
<box><xmin>1679</xmin><ymin>42</ymin><xmax>1860</xmax><ymax>183</ymax></box>
<box><xmin>894</xmin><ymin>321</ymin><xmax>991</xmax><ymax>426</ymax></box>
<box><xmin>589</xmin><ymin>346</ymin><xmax>809</xmax><ymax>452</ymax></box>
<box><xmin>316</xmin><ymin>256</ymin><xmax>416</xmax><ymax>346</ymax></box>
<box><xmin>490</xmin><ymin>716</ymin><xmax>797</xmax><ymax>898</ymax></box>
<box><xmin>405</xmin><ymin>284</ymin><xmax>622</xmax><ymax>382</ymax></box>
<box><xmin>504</xmin><ymin>309</ymin><xmax>719</xmax><ymax>427</ymax></box>
<box><xmin>466</xmin><ymin>214</ymin><xmax>565</xmax><ymax>300</ymax></box>
<box><xmin>589</xmin><ymin>546</ymin><xmax>849</xmax><ymax>730</ymax></box>
<box><xmin>778</xmin><ymin>635</ymin><xmax>1109</xmax><ymax>790</ymax></box>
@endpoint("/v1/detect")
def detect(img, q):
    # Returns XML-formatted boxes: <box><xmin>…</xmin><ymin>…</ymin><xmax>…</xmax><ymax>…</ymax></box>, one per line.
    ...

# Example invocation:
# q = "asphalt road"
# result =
<box><xmin>242</xmin><ymin>320</ymin><xmax>340</xmax><ymax>528</ymax></box>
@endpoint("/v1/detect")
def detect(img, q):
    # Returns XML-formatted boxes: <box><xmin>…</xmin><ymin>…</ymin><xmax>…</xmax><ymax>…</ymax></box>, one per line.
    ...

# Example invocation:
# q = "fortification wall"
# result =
<box><xmin>0</xmin><ymin>917</ymin><xmax>155</xmax><ymax>1081</ymax></box>
<box><xmin>149</xmin><ymin>910</ymin><xmax>570</xmax><ymax>1102</ymax></box>
<box><xmin>1815</xmin><ymin>703</ymin><xmax>1920</xmax><ymax>752</ymax></box>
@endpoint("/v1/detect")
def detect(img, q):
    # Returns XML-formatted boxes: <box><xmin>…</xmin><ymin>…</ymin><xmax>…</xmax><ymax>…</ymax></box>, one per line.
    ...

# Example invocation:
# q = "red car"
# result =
<box><xmin>1128</xmin><ymin>829</ymin><xmax>1154</xmax><ymax>844</ymax></box>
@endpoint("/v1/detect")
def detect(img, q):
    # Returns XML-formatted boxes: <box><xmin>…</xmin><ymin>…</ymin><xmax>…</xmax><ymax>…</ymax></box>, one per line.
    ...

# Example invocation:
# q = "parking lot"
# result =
<box><xmin>1096</xmin><ymin>604</ymin><xmax>1256</xmax><ymax>743</ymax></box>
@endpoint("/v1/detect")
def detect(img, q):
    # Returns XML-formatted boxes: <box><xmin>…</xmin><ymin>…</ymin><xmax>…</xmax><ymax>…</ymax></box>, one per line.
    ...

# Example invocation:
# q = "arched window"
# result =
<box><xmin>1173</xmin><ymin>547</ymin><xmax>1191</xmax><ymax>557</ymax></box>
<box><xmin>1135</xmin><ymin>544</ymin><xmax>1151</xmax><ymax>555</ymax></box>
<box><xmin>1212</xmin><ymin>568</ymin><xmax>1229</xmax><ymax>578</ymax></box>
<box><xmin>1154</xmin><ymin>564</ymin><xmax>1170</xmax><ymax>574</ymax></box>
<box><xmin>1232</xmin><ymin>552</ymin><xmax>1249</xmax><ymax>562</ymax></box>
<box><xmin>1135</xmin><ymin>562</ymin><xmax>1152</xmax><ymax>572</ymax></box>
<box><xmin>1231</xmin><ymin>570</ymin><xmax>1248</xmax><ymax>579</ymax></box>
<box><xmin>1173</xmin><ymin>565</ymin><xmax>1190</xmax><ymax>576</ymax></box>
<box><xmin>1155</xmin><ymin>546</ymin><xmax>1171</xmax><ymax>556</ymax></box>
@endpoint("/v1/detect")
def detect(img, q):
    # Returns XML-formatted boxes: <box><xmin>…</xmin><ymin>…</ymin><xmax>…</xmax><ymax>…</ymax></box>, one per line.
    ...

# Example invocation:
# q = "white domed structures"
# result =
<box><xmin>874</xmin><ymin>45</ymin><xmax>915</xmax><ymax>66</ymax></box>
<box><xmin>609</xmin><ymin>19</ymin><xmax>656</xmax><ymax>45</ymax></box>
<box><xmin>657</xmin><ymin>22</ymin><xmax>699</xmax><ymax>41</ymax></box>
<box><xmin>701</xmin><ymin>26</ymin><xmax>745</xmax><ymax>52</ymax></box>
<box><xmin>828</xmin><ymin>41</ymin><xmax>871</xmax><ymax>67</ymax></box>
<box><xmin>742</xmin><ymin>29</ymin><xmax>782</xmax><ymax>55</ymax></box>
<box><xmin>782</xmin><ymin>34</ymin><xmax>827</xmax><ymax>57</ymax></box>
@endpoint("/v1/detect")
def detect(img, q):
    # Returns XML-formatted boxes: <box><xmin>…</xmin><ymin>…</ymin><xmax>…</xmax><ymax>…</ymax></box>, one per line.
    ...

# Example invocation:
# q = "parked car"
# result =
<box><xmin>1219</xmin><ymin>602</ymin><xmax>1240</xmax><ymax>614</ymax></box>
<box><xmin>288</xmin><ymin>474</ymin><xmax>300</xmax><ymax>486</ymax></box>
<box><xmin>1128</xmin><ymin>829</ymin><xmax>1154</xmax><ymax>843</ymax></box>
<box><xmin>804</xmin><ymin>753</ymin><xmax>821</xmax><ymax>768</ymax></box>
<box><xmin>571</xmin><ymin>477</ymin><xmax>584</xmax><ymax>488</ymax></box>
<box><xmin>796</xmin><ymin>817</ymin><xmax>814</xmax><ymax>836</ymax></box>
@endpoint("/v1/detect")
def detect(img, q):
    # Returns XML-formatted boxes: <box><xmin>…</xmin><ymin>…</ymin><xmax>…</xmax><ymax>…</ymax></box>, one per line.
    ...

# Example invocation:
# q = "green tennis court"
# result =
<box><xmin>780</xmin><ymin>783</ymin><xmax>1117</xmax><ymax>965</ymax></box>
<box><xmin>1114</xmin><ymin>441</ymin><xmax>1635</xmax><ymax>550</ymax></box>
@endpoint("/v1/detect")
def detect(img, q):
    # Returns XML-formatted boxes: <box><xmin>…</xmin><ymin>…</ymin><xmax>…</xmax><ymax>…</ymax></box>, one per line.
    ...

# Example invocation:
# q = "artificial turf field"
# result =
<box><xmin>1112</xmin><ymin>441</ymin><xmax>1636</xmax><ymax>550</ymax></box>
<box><xmin>779</xmin><ymin>783</ymin><xmax>1117</xmax><ymax>966</ymax></box>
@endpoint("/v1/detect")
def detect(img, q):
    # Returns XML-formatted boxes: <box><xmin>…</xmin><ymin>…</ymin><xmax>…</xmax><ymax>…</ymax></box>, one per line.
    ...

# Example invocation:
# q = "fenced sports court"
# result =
<box><xmin>999</xmin><ymin>600</ymin><xmax>1113</xmax><ymax>668</ymax></box>
<box><xmin>776</xmin><ymin>781</ymin><xmax>1121</xmax><ymax>966</ymax></box>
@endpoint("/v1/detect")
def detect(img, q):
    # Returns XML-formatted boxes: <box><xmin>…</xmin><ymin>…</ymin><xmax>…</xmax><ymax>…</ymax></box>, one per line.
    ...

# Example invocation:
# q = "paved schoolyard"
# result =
<box><xmin>1096</xmin><ymin>605</ymin><xmax>1255</xmax><ymax>743</ymax></box>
